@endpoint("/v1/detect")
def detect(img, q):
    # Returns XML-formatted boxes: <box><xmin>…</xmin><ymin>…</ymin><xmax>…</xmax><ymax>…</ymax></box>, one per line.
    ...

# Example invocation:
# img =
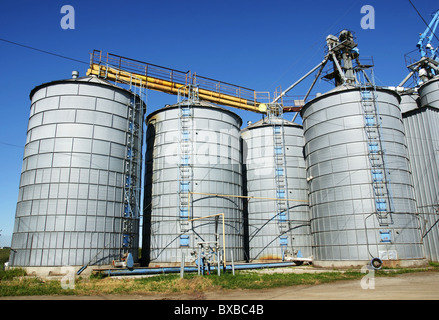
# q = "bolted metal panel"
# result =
<box><xmin>419</xmin><ymin>77</ymin><xmax>439</xmax><ymax>109</ymax></box>
<box><xmin>143</xmin><ymin>102</ymin><xmax>244</xmax><ymax>264</ymax></box>
<box><xmin>9</xmin><ymin>76</ymin><xmax>144</xmax><ymax>267</ymax></box>
<box><xmin>301</xmin><ymin>87</ymin><xmax>424</xmax><ymax>265</ymax></box>
<box><xmin>403</xmin><ymin>86</ymin><xmax>439</xmax><ymax>262</ymax></box>
<box><xmin>241</xmin><ymin>118</ymin><xmax>311</xmax><ymax>261</ymax></box>
<box><xmin>399</xmin><ymin>92</ymin><xmax>420</xmax><ymax>114</ymax></box>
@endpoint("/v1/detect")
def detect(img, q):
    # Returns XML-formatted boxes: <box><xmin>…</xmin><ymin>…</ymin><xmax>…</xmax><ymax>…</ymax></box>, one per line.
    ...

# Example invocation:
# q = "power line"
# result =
<box><xmin>0</xmin><ymin>37</ymin><xmax>89</xmax><ymax>65</ymax></box>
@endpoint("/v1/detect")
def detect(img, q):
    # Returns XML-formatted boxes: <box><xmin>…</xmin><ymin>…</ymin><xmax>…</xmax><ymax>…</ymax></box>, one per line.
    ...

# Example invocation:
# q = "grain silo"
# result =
<box><xmin>9</xmin><ymin>73</ymin><xmax>145</xmax><ymax>268</ymax></box>
<box><xmin>399</xmin><ymin>91</ymin><xmax>420</xmax><ymax>114</ymax></box>
<box><xmin>301</xmin><ymin>85</ymin><xmax>425</xmax><ymax>267</ymax></box>
<box><xmin>241</xmin><ymin>116</ymin><xmax>311</xmax><ymax>262</ymax></box>
<box><xmin>142</xmin><ymin>99</ymin><xmax>244</xmax><ymax>266</ymax></box>
<box><xmin>401</xmin><ymin>79</ymin><xmax>439</xmax><ymax>262</ymax></box>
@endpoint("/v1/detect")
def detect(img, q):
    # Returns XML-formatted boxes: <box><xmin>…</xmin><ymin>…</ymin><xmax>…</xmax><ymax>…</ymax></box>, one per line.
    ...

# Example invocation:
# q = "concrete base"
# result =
<box><xmin>312</xmin><ymin>259</ymin><xmax>429</xmax><ymax>269</ymax></box>
<box><xmin>6</xmin><ymin>265</ymin><xmax>112</xmax><ymax>279</ymax></box>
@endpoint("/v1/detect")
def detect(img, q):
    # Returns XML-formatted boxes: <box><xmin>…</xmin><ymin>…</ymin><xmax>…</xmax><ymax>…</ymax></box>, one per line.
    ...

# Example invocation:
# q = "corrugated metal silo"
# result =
<box><xmin>302</xmin><ymin>86</ymin><xmax>425</xmax><ymax>267</ymax></box>
<box><xmin>399</xmin><ymin>92</ymin><xmax>420</xmax><ymax>114</ymax></box>
<box><xmin>142</xmin><ymin>100</ymin><xmax>243</xmax><ymax>265</ymax></box>
<box><xmin>419</xmin><ymin>77</ymin><xmax>439</xmax><ymax>109</ymax></box>
<box><xmin>9</xmin><ymin>74</ymin><xmax>145</xmax><ymax>267</ymax></box>
<box><xmin>241</xmin><ymin>117</ymin><xmax>311</xmax><ymax>261</ymax></box>
<box><xmin>402</xmin><ymin>79</ymin><xmax>439</xmax><ymax>262</ymax></box>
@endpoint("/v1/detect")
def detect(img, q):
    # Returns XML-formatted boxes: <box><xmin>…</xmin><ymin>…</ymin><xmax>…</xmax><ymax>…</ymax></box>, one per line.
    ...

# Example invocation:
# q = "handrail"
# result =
<box><xmin>88</xmin><ymin>50</ymin><xmax>298</xmax><ymax>113</ymax></box>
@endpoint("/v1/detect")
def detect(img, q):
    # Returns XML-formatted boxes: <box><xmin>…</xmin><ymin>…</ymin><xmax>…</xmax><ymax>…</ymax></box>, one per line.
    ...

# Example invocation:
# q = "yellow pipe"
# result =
<box><xmin>197</xmin><ymin>87</ymin><xmax>252</xmax><ymax>105</ymax></box>
<box><xmin>89</xmin><ymin>63</ymin><xmax>251</xmax><ymax>104</ymax></box>
<box><xmin>87</xmin><ymin>64</ymin><xmax>265</xmax><ymax>113</ymax></box>
<box><xmin>87</xmin><ymin>65</ymin><xmax>183</xmax><ymax>92</ymax></box>
<box><xmin>89</xmin><ymin>65</ymin><xmax>258</xmax><ymax>111</ymax></box>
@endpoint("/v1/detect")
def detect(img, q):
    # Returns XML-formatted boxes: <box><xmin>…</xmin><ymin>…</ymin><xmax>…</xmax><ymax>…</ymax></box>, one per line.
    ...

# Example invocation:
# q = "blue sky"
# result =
<box><xmin>0</xmin><ymin>0</ymin><xmax>438</xmax><ymax>246</ymax></box>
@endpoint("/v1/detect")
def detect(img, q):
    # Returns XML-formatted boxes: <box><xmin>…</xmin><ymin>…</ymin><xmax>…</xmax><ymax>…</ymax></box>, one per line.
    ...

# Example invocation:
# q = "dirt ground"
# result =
<box><xmin>2</xmin><ymin>271</ymin><xmax>438</xmax><ymax>300</ymax></box>
<box><xmin>203</xmin><ymin>271</ymin><xmax>439</xmax><ymax>300</ymax></box>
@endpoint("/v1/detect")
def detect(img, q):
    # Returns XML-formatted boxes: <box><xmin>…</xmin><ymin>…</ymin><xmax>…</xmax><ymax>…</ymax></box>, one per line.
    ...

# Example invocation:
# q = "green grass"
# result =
<box><xmin>198</xmin><ymin>270</ymin><xmax>363</xmax><ymax>290</ymax></box>
<box><xmin>0</xmin><ymin>249</ymin><xmax>9</xmax><ymax>267</ymax></box>
<box><xmin>0</xmin><ymin>267</ymin><xmax>26</xmax><ymax>281</ymax></box>
<box><xmin>0</xmin><ymin>269</ymin><xmax>362</xmax><ymax>297</ymax></box>
<box><xmin>1</xmin><ymin>254</ymin><xmax>438</xmax><ymax>297</ymax></box>
<box><xmin>0</xmin><ymin>277</ymin><xmax>76</xmax><ymax>297</ymax></box>
<box><xmin>214</xmin><ymin>267</ymin><xmax>431</xmax><ymax>289</ymax></box>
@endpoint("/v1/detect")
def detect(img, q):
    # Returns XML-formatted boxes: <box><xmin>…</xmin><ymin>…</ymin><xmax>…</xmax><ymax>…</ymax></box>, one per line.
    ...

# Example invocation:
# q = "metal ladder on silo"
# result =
<box><xmin>269</xmin><ymin>104</ymin><xmax>290</xmax><ymax>249</ymax></box>
<box><xmin>122</xmin><ymin>83</ymin><xmax>145</xmax><ymax>257</ymax></box>
<box><xmin>177</xmin><ymin>85</ymin><xmax>197</xmax><ymax>235</ymax></box>
<box><xmin>359</xmin><ymin>82</ymin><xmax>393</xmax><ymax>226</ymax></box>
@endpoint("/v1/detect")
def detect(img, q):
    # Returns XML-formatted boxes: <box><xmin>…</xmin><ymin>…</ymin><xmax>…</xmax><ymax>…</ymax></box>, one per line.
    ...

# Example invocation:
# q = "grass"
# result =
<box><xmin>0</xmin><ymin>277</ymin><xmax>75</xmax><ymax>297</ymax></box>
<box><xmin>68</xmin><ymin>271</ymin><xmax>367</xmax><ymax>296</ymax></box>
<box><xmin>0</xmin><ymin>249</ymin><xmax>9</xmax><ymax>267</ymax></box>
<box><xmin>0</xmin><ymin>263</ymin><xmax>438</xmax><ymax>297</ymax></box>
<box><xmin>1</xmin><ymin>247</ymin><xmax>438</xmax><ymax>298</ymax></box>
<box><xmin>0</xmin><ymin>267</ymin><xmax>26</xmax><ymax>281</ymax></box>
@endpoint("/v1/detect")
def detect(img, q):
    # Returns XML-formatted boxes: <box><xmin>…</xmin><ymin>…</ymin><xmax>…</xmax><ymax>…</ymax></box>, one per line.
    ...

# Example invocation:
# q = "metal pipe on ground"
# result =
<box><xmin>98</xmin><ymin>262</ymin><xmax>300</xmax><ymax>277</ymax></box>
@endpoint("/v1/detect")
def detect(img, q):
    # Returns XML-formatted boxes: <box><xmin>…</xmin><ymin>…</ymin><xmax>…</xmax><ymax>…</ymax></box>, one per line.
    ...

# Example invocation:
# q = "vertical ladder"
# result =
<box><xmin>268</xmin><ymin>104</ymin><xmax>291</xmax><ymax>251</ymax></box>
<box><xmin>177</xmin><ymin>86</ymin><xmax>196</xmax><ymax>235</ymax></box>
<box><xmin>359</xmin><ymin>78</ymin><xmax>393</xmax><ymax>226</ymax></box>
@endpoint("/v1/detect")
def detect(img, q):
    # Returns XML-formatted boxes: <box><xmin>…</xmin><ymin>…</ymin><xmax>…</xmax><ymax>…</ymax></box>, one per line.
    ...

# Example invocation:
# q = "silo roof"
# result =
<box><xmin>241</xmin><ymin>117</ymin><xmax>302</xmax><ymax>133</ymax></box>
<box><xmin>301</xmin><ymin>84</ymin><xmax>401</xmax><ymax>117</ymax></box>
<box><xmin>29</xmin><ymin>75</ymin><xmax>130</xmax><ymax>100</ymax></box>
<box><xmin>419</xmin><ymin>75</ymin><xmax>439</xmax><ymax>90</ymax></box>
<box><xmin>147</xmin><ymin>99</ymin><xmax>243</xmax><ymax>127</ymax></box>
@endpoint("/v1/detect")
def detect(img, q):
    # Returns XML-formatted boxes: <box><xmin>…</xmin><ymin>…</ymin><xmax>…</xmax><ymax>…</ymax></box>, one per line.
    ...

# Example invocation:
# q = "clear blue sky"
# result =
<box><xmin>0</xmin><ymin>0</ymin><xmax>438</xmax><ymax>246</ymax></box>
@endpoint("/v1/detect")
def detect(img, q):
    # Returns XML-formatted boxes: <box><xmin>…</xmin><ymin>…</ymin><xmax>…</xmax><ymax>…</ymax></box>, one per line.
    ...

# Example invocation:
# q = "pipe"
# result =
<box><xmin>87</xmin><ymin>64</ymin><xmax>264</xmax><ymax>113</ymax></box>
<box><xmin>188</xmin><ymin>213</ymin><xmax>226</xmax><ymax>268</ymax></box>
<box><xmin>398</xmin><ymin>70</ymin><xmax>415</xmax><ymax>87</ymax></box>
<box><xmin>331</xmin><ymin>52</ymin><xmax>346</xmax><ymax>84</ymax></box>
<box><xmin>180</xmin><ymin>253</ymin><xmax>185</xmax><ymax>278</ymax></box>
<box><xmin>303</xmin><ymin>59</ymin><xmax>328</xmax><ymax>101</ymax></box>
<box><xmin>272</xmin><ymin>57</ymin><xmax>329</xmax><ymax>103</ymax></box>
<box><xmin>189</xmin><ymin>191</ymin><xmax>308</xmax><ymax>203</ymax></box>
<box><xmin>99</xmin><ymin>262</ymin><xmax>299</xmax><ymax>277</ymax></box>
<box><xmin>89</xmin><ymin>63</ymin><xmax>254</xmax><ymax>106</ymax></box>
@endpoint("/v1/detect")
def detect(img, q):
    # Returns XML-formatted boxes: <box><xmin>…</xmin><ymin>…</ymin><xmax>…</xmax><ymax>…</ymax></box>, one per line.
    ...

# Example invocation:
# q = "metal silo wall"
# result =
<box><xmin>9</xmin><ymin>77</ymin><xmax>144</xmax><ymax>267</ymax></box>
<box><xmin>143</xmin><ymin>103</ymin><xmax>243</xmax><ymax>265</ymax></box>
<box><xmin>399</xmin><ymin>92</ymin><xmax>420</xmax><ymax>114</ymax></box>
<box><xmin>402</xmin><ymin>82</ymin><xmax>439</xmax><ymax>262</ymax></box>
<box><xmin>302</xmin><ymin>88</ymin><xmax>424</xmax><ymax>266</ymax></box>
<box><xmin>241</xmin><ymin>119</ymin><xmax>311</xmax><ymax>261</ymax></box>
<box><xmin>419</xmin><ymin>77</ymin><xmax>439</xmax><ymax>109</ymax></box>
